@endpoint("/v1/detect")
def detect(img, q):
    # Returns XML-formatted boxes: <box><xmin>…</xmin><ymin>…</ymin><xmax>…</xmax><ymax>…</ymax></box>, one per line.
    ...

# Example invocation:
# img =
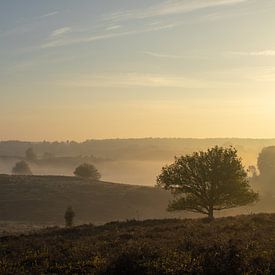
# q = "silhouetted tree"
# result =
<box><xmin>64</xmin><ymin>206</ymin><xmax>75</xmax><ymax>227</ymax></box>
<box><xmin>257</xmin><ymin>146</ymin><xmax>275</xmax><ymax>193</ymax></box>
<box><xmin>157</xmin><ymin>146</ymin><xmax>258</xmax><ymax>220</ymax></box>
<box><xmin>25</xmin><ymin>147</ymin><xmax>37</xmax><ymax>161</ymax></box>
<box><xmin>74</xmin><ymin>163</ymin><xmax>101</xmax><ymax>180</ymax></box>
<box><xmin>12</xmin><ymin>161</ymin><xmax>32</xmax><ymax>175</ymax></box>
<box><xmin>257</xmin><ymin>146</ymin><xmax>275</xmax><ymax>176</ymax></box>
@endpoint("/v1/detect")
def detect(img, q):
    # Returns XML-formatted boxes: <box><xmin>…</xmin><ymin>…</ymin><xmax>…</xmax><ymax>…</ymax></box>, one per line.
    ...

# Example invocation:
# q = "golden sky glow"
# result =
<box><xmin>1</xmin><ymin>0</ymin><xmax>275</xmax><ymax>141</ymax></box>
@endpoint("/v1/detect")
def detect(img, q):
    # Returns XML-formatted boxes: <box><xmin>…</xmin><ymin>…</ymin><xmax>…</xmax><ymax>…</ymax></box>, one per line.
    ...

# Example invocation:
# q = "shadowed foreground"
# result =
<box><xmin>0</xmin><ymin>214</ymin><xmax>274</xmax><ymax>274</ymax></box>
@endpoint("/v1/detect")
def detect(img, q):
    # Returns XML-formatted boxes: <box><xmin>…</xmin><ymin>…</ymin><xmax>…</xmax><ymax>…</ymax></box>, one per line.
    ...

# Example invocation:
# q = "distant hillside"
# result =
<box><xmin>0</xmin><ymin>175</ymin><xmax>173</xmax><ymax>225</ymax></box>
<box><xmin>1</xmin><ymin>138</ymin><xmax>275</xmax><ymax>162</ymax></box>
<box><xmin>1</xmin><ymin>214</ymin><xmax>274</xmax><ymax>274</ymax></box>
<box><xmin>2</xmin><ymin>138</ymin><xmax>275</xmax><ymax>185</ymax></box>
<box><xmin>0</xmin><ymin>138</ymin><xmax>275</xmax><ymax>186</ymax></box>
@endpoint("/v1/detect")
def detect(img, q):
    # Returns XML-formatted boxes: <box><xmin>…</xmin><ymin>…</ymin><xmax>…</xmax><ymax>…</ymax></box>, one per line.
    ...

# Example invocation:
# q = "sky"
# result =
<box><xmin>1</xmin><ymin>0</ymin><xmax>275</xmax><ymax>141</ymax></box>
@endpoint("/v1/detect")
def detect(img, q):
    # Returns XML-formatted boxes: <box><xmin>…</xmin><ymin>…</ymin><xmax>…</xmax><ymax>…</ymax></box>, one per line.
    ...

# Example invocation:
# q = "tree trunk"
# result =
<box><xmin>208</xmin><ymin>207</ymin><xmax>214</xmax><ymax>221</ymax></box>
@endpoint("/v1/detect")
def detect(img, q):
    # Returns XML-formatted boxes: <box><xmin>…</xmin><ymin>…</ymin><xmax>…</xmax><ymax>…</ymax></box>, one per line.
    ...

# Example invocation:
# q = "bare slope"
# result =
<box><xmin>0</xmin><ymin>175</ymin><xmax>172</xmax><ymax>225</ymax></box>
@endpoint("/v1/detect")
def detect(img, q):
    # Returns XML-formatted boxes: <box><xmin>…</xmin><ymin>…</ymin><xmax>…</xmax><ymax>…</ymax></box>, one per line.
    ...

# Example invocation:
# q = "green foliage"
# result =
<box><xmin>157</xmin><ymin>146</ymin><xmax>259</xmax><ymax>218</ymax></box>
<box><xmin>0</xmin><ymin>214</ymin><xmax>274</xmax><ymax>274</ymax></box>
<box><xmin>12</xmin><ymin>161</ymin><xmax>32</xmax><ymax>175</ymax></box>
<box><xmin>64</xmin><ymin>206</ymin><xmax>75</xmax><ymax>227</ymax></box>
<box><xmin>74</xmin><ymin>163</ymin><xmax>101</xmax><ymax>180</ymax></box>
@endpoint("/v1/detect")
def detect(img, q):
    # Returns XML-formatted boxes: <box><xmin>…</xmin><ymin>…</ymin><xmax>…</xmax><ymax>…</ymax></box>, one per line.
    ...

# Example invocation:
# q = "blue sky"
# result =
<box><xmin>1</xmin><ymin>0</ymin><xmax>275</xmax><ymax>140</ymax></box>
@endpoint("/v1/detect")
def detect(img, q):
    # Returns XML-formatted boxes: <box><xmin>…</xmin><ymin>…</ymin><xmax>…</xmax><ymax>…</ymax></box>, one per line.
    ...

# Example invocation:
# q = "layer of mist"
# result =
<box><xmin>1</xmin><ymin>138</ymin><xmax>275</xmax><ymax>186</ymax></box>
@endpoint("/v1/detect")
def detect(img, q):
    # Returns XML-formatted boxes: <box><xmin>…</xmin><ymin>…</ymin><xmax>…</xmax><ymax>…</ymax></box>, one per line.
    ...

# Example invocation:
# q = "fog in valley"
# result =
<box><xmin>1</xmin><ymin>1</ymin><xmax>275</xmax><ymax>273</ymax></box>
<box><xmin>1</xmin><ymin>138</ymin><xmax>275</xmax><ymax>186</ymax></box>
<box><xmin>2</xmin><ymin>138</ymin><xmax>275</xmax><ymax>229</ymax></box>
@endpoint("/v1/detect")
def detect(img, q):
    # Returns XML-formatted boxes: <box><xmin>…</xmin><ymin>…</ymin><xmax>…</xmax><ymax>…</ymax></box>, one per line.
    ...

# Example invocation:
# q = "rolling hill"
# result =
<box><xmin>0</xmin><ymin>174</ymin><xmax>173</xmax><ymax>227</ymax></box>
<box><xmin>0</xmin><ymin>174</ymin><xmax>274</xmax><ymax>234</ymax></box>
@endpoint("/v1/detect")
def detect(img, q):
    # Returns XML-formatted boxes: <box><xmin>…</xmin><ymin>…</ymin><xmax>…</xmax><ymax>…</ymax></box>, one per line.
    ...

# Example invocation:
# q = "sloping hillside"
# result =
<box><xmin>0</xmin><ymin>175</ymin><xmax>172</xmax><ymax>225</ymax></box>
<box><xmin>0</xmin><ymin>214</ymin><xmax>274</xmax><ymax>274</ymax></box>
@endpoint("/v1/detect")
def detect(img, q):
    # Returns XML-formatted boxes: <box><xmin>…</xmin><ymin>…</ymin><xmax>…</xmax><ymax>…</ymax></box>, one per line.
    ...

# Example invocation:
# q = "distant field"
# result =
<box><xmin>1</xmin><ymin>214</ymin><xmax>274</xmax><ymax>274</ymax></box>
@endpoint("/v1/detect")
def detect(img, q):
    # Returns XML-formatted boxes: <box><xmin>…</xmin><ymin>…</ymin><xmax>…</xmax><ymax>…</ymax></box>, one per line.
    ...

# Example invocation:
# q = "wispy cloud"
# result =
<box><xmin>0</xmin><ymin>24</ymin><xmax>35</xmax><ymax>38</ymax></box>
<box><xmin>51</xmin><ymin>27</ymin><xmax>71</xmax><ymax>38</ymax></box>
<box><xmin>143</xmin><ymin>51</ymin><xmax>207</xmax><ymax>60</ymax></box>
<box><xmin>228</xmin><ymin>50</ymin><xmax>275</xmax><ymax>57</ymax></box>
<box><xmin>6</xmin><ymin>54</ymin><xmax>78</xmax><ymax>74</ymax></box>
<box><xmin>103</xmin><ymin>0</ymin><xmax>249</xmax><ymax>22</ymax></box>
<box><xmin>60</xmin><ymin>72</ymin><xmax>222</xmax><ymax>89</ymax></box>
<box><xmin>35</xmin><ymin>1</ymin><xmax>250</xmax><ymax>50</ymax></box>
<box><xmin>0</xmin><ymin>11</ymin><xmax>60</xmax><ymax>38</ymax></box>
<box><xmin>143</xmin><ymin>51</ymin><xmax>187</xmax><ymax>59</ymax></box>
<box><xmin>39</xmin><ymin>11</ymin><xmax>59</xmax><ymax>19</ymax></box>
<box><xmin>105</xmin><ymin>25</ymin><xmax>122</xmax><ymax>31</ymax></box>
<box><xmin>244</xmin><ymin>67</ymin><xmax>275</xmax><ymax>82</ymax></box>
<box><xmin>200</xmin><ymin>66</ymin><xmax>275</xmax><ymax>84</ymax></box>
<box><xmin>40</xmin><ymin>23</ymin><xmax>178</xmax><ymax>49</ymax></box>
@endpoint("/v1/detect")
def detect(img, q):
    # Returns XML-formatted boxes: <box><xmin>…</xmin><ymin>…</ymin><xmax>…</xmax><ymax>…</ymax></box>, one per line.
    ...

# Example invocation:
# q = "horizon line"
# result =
<box><xmin>1</xmin><ymin>137</ymin><xmax>275</xmax><ymax>143</ymax></box>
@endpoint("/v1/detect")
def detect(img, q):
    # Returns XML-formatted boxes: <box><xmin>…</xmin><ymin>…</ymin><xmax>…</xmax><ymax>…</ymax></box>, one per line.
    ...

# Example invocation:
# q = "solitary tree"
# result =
<box><xmin>12</xmin><ymin>161</ymin><xmax>32</xmax><ymax>175</ymax></box>
<box><xmin>64</xmin><ymin>206</ymin><xmax>75</xmax><ymax>227</ymax></box>
<box><xmin>157</xmin><ymin>146</ymin><xmax>258</xmax><ymax>220</ymax></box>
<box><xmin>258</xmin><ymin>146</ymin><xmax>275</xmax><ymax>175</ymax></box>
<box><xmin>74</xmin><ymin>163</ymin><xmax>101</xmax><ymax>180</ymax></box>
<box><xmin>25</xmin><ymin>147</ymin><xmax>37</xmax><ymax>161</ymax></box>
<box><xmin>257</xmin><ymin>146</ymin><xmax>275</xmax><ymax>193</ymax></box>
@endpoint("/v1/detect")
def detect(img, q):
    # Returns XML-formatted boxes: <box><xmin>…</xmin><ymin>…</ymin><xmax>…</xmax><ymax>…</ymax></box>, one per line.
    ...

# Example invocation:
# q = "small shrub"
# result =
<box><xmin>74</xmin><ymin>163</ymin><xmax>101</xmax><ymax>180</ymax></box>
<box><xmin>12</xmin><ymin>161</ymin><xmax>32</xmax><ymax>175</ymax></box>
<box><xmin>64</xmin><ymin>206</ymin><xmax>75</xmax><ymax>227</ymax></box>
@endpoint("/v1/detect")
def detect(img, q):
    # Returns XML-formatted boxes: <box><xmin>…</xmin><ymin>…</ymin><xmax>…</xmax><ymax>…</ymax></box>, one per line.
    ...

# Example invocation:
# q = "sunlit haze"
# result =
<box><xmin>1</xmin><ymin>0</ymin><xmax>275</xmax><ymax>141</ymax></box>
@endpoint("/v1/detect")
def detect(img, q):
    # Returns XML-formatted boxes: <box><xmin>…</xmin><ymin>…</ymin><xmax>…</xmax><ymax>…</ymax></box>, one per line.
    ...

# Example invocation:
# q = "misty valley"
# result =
<box><xmin>1</xmin><ymin>138</ymin><xmax>275</xmax><ymax>185</ymax></box>
<box><xmin>1</xmin><ymin>0</ymin><xmax>275</xmax><ymax>273</ymax></box>
<box><xmin>0</xmin><ymin>139</ymin><xmax>275</xmax><ymax>273</ymax></box>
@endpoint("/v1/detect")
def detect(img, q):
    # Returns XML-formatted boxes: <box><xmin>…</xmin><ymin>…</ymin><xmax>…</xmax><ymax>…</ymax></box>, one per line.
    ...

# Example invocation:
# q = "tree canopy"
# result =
<box><xmin>157</xmin><ymin>146</ymin><xmax>258</xmax><ymax>219</ymax></box>
<box><xmin>257</xmin><ymin>146</ymin><xmax>275</xmax><ymax>193</ymax></box>
<box><xmin>12</xmin><ymin>161</ymin><xmax>32</xmax><ymax>175</ymax></box>
<box><xmin>74</xmin><ymin>163</ymin><xmax>101</xmax><ymax>180</ymax></box>
<box><xmin>258</xmin><ymin>146</ymin><xmax>275</xmax><ymax>175</ymax></box>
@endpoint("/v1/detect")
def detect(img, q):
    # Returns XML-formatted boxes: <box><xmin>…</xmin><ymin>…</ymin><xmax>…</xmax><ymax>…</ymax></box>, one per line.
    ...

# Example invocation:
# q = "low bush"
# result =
<box><xmin>0</xmin><ymin>214</ymin><xmax>274</xmax><ymax>274</ymax></box>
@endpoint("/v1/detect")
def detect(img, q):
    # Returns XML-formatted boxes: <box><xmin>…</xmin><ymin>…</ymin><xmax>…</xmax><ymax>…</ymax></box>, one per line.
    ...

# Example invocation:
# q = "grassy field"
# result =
<box><xmin>0</xmin><ymin>174</ymin><xmax>173</xmax><ymax>227</ymax></box>
<box><xmin>0</xmin><ymin>213</ymin><xmax>274</xmax><ymax>274</ymax></box>
<box><xmin>0</xmin><ymin>174</ymin><xmax>274</xmax><ymax>232</ymax></box>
